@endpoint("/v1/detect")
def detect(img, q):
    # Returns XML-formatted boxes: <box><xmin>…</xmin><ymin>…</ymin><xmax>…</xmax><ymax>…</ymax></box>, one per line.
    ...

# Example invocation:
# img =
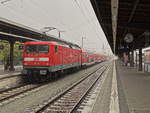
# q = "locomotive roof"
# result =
<box><xmin>24</xmin><ymin>41</ymin><xmax>81</xmax><ymax>49</ymax></box>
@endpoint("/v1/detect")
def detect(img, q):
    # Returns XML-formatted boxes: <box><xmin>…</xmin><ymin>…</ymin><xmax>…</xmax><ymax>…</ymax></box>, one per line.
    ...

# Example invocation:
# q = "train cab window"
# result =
<box><xmin>38</xmin><ymin>45</ymin><xmax>49</xmax><ymax>53</ymax></box>
<box><xmin>55</xmin><ymin>45</ymin><xmax>58</xmax><ymax>52</ymax></box>
<box><xmin>26</xmin><ymin>45</ymin><xmax>37</xmax><ymax>53</ymax></box>
<box><xmin>26</xmin><ymin>45</ymin><xmax>49</xmax><ymax>53</ymax></box>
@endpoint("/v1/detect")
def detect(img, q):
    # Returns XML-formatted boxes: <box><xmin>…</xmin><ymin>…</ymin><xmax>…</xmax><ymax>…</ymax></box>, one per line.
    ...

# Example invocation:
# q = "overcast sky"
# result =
<box><xmin>0</xmin><ymin>0</ymin><xmax>112</xmax><ymax>55</ymax></box>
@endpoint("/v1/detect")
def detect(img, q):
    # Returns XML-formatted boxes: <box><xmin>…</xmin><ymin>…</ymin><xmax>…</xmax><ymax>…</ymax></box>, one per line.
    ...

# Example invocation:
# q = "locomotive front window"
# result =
<box><xmin>26</xmin><ymin>45</ymin><xmax>37</xmax><ymax>53</ymax></box>
<box><xmin>26</xmin><ymin>45</ymin><xmax>49</xmax><ymax>53</ymax></box>
<box><xmin>38</xmin><ymin>45</ymin><xmax>49</xmax><ymax>53</ymax></box>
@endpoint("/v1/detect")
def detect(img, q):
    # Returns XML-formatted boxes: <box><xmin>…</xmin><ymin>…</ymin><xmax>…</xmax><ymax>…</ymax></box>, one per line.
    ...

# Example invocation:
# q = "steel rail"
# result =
<box><xmin>32</xmin><ymin>64</ymin><xmax>108</xmax><ymax>113</ymax></box>
<box><xmin>0</xmin><ymin>84</ymin><xmax>41</xmax><ymax>104</ymax></box>
<box><xmin>69</xmin><ymin>66</ymin><xmax>109</xmax><ymax>113</ymax></box>
<box><xmin>0</xmin><ymin>74</ymin><xmax>21</xmax><ymax>81</ymax></box>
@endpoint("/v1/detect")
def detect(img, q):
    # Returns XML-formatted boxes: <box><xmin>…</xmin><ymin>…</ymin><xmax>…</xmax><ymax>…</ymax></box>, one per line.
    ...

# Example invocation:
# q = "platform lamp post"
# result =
<box><xmin>58</xmin><ymin>30</ymin><xmax>65</xmax><ymax>39</ymax></box>
<box><xmin>81</xmin><ymin>37</ymin><xmax>86</xmax><ymax>48</ymax></box>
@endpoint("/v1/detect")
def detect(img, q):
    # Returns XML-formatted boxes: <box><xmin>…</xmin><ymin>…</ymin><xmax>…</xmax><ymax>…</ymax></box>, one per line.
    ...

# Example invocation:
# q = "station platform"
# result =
<box><xmin>116</xmin><ymin>60</ymin><xmax>150</xmax><ymax>113</ymax></box>
<box><xmin>89</xmin><ymin>60</ymin><xmax>150</xmax><ymax>113</ymax></box>
<box><xmin>0</xmin><ymin>61</ymin><xmax>150</xmax><ymax>113</ymax></box>
<box><xmin>0</xmin><ymin>65</ymin><xmax>22</xmax><ymax>75</ymax></box>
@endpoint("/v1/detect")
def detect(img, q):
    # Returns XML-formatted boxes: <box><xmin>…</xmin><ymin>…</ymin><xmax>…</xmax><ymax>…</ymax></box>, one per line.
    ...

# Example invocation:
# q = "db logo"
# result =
<box><xmin>34</xmin><ymin>58</ymin><xmax>39</xmax><ymax>61</ymax></box>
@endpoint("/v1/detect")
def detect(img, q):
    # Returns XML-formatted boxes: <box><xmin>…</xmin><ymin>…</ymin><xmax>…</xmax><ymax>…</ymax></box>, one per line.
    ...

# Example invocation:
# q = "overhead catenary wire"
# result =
<box><xmin>77</xmin><ymin>0</ymin><xmax>104</xmax><ymax>41</ymax></box>
<box><xmin>0</xmin><ymin>0</ymin><xmax>45</xmax><ymax>29</ymax></box>
<box><xmin>23</xmin><ymin>0</ymin><xmax>68</xmax><ymax>38</ymax></box>
<box><xmin>73</xmin><ymin>0</ymin><xmax>103</xmax><ymax>42</ymax></box>
<box><xmin>1</xmin><ymin>0</ymin><xmax>12</xmax><ymax>4</ymax></box>
<box><xmin>1</xmin><ymin>0</ymin><xmax>107</xmax><ymax>52</ymax></box>
<box><xmin>73</xmin><ymin>0</ymin><xmax>102</xmax><ymax>50</ymax></box>
<box><xmin>74</xmin><ymin>0</ymin><xmax>111</xmax><ymax>52</ymax></box>
<box><xmin>1</xmin><ymin>0</ymin><xmax>68</xmax><ymax>38</ymax></box>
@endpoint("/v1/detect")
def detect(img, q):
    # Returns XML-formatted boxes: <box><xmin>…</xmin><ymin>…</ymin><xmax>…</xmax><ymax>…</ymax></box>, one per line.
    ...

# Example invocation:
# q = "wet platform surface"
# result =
<box><xmin>0</xmin><ymin>61</ymin><xmax>150</xmax><ymax>113</ymax></box>
<box><xmin>116</xmin><ymin>60</ymin><xmax>150</xmax><ymax>113</ymax></box>
<box><xmin>90</xmin><ymin>60</ymin><xmax>150</xmax><ymax>113</ymax></box>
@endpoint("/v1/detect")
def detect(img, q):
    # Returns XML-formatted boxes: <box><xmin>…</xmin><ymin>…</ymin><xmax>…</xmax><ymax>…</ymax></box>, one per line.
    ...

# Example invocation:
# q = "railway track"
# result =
<box><xmin>27</xmin><ymin>64</ymin><xmax>108</xmax><ymax>113</ymax></box>
<box><xmin>0</xmin><ymin>72</ymin><xmax>21</xmax><ymax>81</ymax></box>
<box><xmin>0</xmin><ymin>62</ymin><xmax>108</xmax><ymax>109</ymax></box>
<box><xmin>0</xmin><ymin>84</ymin><xmax>41</xmax><ymax>106</ymax></box>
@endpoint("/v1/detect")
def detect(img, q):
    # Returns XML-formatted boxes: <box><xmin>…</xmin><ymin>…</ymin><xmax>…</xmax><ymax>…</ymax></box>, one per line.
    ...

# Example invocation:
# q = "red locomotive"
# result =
<box><xmin>22</xmin><ymin>41</ymin><xmax>107</xmax><ymax>82</ymax></box>
<box><xmin>22</xmin><ymin>41</ymin><xmax>82</xmax><ymax>82</ymax></box>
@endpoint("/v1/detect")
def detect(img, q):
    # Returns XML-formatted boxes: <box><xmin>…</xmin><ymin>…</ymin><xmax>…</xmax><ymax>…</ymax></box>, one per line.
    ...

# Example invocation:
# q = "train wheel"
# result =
<box><xmin>33</xmin><ymin>72</ymin><xmax>39</xmax><ymax>83</ymax></box>
<box><xmin>27</xmin><ymin>71</ymin><xmax>34</xmax><ymax>83</ymax></box>
<box><xmin>57</xmin><ymin>71</ymin><xmax>62</xmax><ymax>78</ymax></box>
<box><xmin>40</xmin><ymin>73</ymin><xmax>50</xmax><ymax>82</ymax></box>
<box><xmin>47</xmin><ymin>72</ymin><xmax>52</xmax><ymax>81</ymax></box>
<box><xmin>53</xmin><ymin>72</ymin><xmax>58</xmax><ymax>79</ymax></box>
<box><xmin>48</xmin><ymin>72</ymin><xmax>55</xmax><ymax>80</ymax></box>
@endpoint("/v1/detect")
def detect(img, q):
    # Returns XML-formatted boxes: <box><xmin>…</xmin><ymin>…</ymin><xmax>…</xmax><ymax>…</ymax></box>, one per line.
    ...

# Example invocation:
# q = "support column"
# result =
<box><xmin>9</xmin><ymin>41</ymin><xmax>15</xmax><ymax>71</ymax></box>
<box><xmin>135</xmin><ymin>51</ymin><xmax>137</xmax><ymax>67</ymax></box>
<box><xmin>127</xmin><ymin>52</ymin><xmax>130</xmax><ymax>66</ymax></box>
<box><xmin>139</xmin><ymin>48</ymin><xmax>142</xmax><ymax>71</ymax></box>
<box><xmin>130</xmin><ymin>50</ymin><xmax>134</xmax><ymax>67</ymax></box>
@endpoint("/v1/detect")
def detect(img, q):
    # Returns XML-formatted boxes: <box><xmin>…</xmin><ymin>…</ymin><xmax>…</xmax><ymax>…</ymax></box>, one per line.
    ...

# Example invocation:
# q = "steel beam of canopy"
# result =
<box><xmin>123</xmin><ymin>0</ymin><xmax>140</xmax><ymax>37</ymax></box>
<box><xmin>0</xmin><ymin>17</ymin><xmax>80</xmax><ymax>48</ymax></box>
<box><xmin>103</xmin><ymin>23</ymin><xmax>150</xmax><ymax>30</ymax></box>
<box><xmin>0</xmin><ymin>17</ymin><xmax>41</xmax><ymax>34</ymax></box>
<box><xmin>0</xmin><ymin>31</ymin><xmax>40</xmax><ymax>42</ymax></box>
<box><xmin>111</xmin><ymin>0</ymin><xmax>118</xmax><ymax>54</ymax></box>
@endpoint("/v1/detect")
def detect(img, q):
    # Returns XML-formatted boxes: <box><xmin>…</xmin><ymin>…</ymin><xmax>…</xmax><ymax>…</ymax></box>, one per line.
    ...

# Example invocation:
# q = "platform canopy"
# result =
<box><xmin>0</xmin><ymin>17</ymin><xmax>79</xmax><ymax>47</ymax></box>
<box><xmin>91</xmin><ymin>0</ymin><xmax>150</xmax><ymax>54</ymax></box>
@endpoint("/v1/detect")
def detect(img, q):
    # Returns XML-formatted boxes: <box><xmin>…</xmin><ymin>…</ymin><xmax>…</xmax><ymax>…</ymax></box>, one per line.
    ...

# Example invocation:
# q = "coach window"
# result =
<box><xmin>55</xmin><ymin>45</ymin><xmax>58</xmax><ymax>52</ymax></box>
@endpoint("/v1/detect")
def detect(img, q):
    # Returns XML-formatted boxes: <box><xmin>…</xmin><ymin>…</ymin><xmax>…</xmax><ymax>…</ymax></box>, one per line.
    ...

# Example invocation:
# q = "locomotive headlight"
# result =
<box><xmin>39</xmin><ymin>57</ymin><xmax>49</xmax><ymax>61</ymax></box>
<box><xmin>24</xmin><ymin>63</ymin><xmax>28</xmax><ymax>65</ymax></box>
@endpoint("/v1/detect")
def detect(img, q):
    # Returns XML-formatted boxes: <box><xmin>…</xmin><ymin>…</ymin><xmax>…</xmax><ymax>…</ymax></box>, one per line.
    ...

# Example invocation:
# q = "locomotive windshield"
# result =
<box><xmin>26</xmin><ymin>45</ymin><xmax>49</xmax><ymax>53</ymax></box>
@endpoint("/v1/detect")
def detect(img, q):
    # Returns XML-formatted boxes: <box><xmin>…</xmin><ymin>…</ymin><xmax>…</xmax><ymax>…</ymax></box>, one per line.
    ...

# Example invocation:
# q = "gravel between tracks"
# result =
<box><xmin>0</xmin><ymin>63</ymin><xmax>106</xmax><ymax>113</ymax></box>
<box><xmin>0</xmin><ymin>75</ymin><xmax>25</xmax><ymax>91</ymax></box>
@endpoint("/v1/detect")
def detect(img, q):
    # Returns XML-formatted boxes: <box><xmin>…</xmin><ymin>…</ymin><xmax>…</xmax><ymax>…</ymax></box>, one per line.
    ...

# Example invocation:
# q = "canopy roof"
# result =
<box><xmin>91</xmin><ymin>0</ymin><xmax>150</xmax><ymax>54</ymax></box>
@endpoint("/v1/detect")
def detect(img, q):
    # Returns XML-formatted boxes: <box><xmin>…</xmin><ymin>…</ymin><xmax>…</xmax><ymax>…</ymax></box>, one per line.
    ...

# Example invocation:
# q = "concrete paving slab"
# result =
<box><xmin>116</xmin><ymin>60</ymin><xmax>150</xmax><ymax>113</ymax></box>
<box><xmin>90</xmin><ymin>60</ymin><xmax>130</xmax><ymax>113</ymax></box>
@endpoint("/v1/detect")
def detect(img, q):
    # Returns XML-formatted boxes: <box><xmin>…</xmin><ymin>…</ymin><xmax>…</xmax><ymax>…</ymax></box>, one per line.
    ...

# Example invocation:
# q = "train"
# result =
<box><xmin>22</xmin><ymin>41</ymin><xmax>107</xmax><ymax>82</ymax></box>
